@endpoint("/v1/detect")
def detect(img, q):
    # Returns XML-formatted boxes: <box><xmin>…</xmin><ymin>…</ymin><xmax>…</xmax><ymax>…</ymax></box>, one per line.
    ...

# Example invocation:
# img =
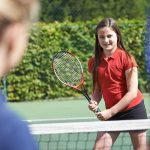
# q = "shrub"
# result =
<box><xmin>5</xmin><ymin>19</ymin><xmax>148</xmax><ymax>101</ymax></box>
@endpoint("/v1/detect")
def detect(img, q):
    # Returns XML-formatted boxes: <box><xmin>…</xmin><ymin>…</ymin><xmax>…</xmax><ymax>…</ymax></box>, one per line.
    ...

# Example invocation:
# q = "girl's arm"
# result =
<box><xmin>91</xmin><ymin>83</ymin><xmax>102</xmax><ymax>103</ymax></box>
<box><xmin>110</xmin><ymin>67</ymin><xmax>138</xmax><ymax>115</ymax></box>
<box><xmin>88</xmin><ymin>83</ymin><xmax>102</xmax><ymax>112</ymax></box>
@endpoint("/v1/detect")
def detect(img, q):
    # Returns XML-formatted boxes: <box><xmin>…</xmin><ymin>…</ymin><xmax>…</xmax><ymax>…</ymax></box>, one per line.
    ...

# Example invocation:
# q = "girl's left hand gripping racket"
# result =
<box><xmin>52</xmin><ymin>51</ymin><xmax>100</xmax><ymax>113</ymax></box>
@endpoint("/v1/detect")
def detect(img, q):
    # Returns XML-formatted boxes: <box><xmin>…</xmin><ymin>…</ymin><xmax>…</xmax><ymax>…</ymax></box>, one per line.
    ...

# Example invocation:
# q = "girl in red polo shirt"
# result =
<box><xmin>88</xmin><ymin>18</ymin><xmax>148</xmax><ymax>150</ymax></box>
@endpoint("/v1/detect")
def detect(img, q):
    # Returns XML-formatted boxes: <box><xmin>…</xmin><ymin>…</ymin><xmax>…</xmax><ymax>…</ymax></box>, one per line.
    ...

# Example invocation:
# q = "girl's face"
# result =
<box><xmin>98</xmin><ymin>27</ymin><xmax>118</xmax><ymax>52</ymax></box>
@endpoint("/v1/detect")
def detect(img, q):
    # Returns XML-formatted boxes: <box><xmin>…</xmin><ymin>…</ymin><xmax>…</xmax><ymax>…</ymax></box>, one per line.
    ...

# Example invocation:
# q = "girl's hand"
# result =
<box><xmin>96</xmin><ymin>109</ymin><xmax>113</xmax><ymax>121</ymax></box>
<box><xmin>88</xmin><ymin>100</ymin><xmax>98</xmax><ymax>113</ymax></box>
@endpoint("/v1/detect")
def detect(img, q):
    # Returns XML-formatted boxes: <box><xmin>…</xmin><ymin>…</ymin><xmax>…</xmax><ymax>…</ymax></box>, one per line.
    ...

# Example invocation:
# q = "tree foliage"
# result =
<box><xmin>39</xmin><ymin>0</ymin><xmax>150</xmax><ymax>22</ymax></box>
<box><xmin>4</xmin><ymin>19</ymin><xmax>148</xmax><ymax>101</ymax></box>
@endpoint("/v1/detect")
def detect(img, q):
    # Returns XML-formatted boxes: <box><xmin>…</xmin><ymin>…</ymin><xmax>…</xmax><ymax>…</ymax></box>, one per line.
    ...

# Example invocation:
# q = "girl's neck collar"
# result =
<box><xmin>103</xmin><ymin>47</ymin><xmax>118</xmax><ymax>58</ymax></box>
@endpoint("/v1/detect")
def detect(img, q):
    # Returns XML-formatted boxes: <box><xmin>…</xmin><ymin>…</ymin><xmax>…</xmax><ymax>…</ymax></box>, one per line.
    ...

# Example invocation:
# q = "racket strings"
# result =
<box><xmin>53</xmin><ymin>52</ymin><xmax>83</xmax><ymax>86</ymax></box>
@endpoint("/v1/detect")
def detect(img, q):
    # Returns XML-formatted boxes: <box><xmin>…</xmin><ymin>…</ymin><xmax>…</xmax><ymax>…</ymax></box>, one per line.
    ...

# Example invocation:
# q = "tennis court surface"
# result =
<box><xmin>9</xmin><ymin>95</ymin><xmax>150</xmax><ymax>150</ymax></box>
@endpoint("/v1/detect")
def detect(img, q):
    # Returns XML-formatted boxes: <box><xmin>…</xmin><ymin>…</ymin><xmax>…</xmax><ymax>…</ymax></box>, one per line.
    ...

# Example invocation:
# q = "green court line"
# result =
<box><xmin>27</xmin><ymin>117</ymin><xmax>98</xmax><ymax>124</ymax></box>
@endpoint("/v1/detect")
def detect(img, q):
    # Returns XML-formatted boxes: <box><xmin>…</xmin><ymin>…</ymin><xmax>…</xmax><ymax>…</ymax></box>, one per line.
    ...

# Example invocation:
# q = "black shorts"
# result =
<box><xmin>108</xmin><ymin>100</ymin><xmax>148</xmax><ymax>120</ymax></box>
<box><xmin>108</xmin><ymin>101</ymin><xmax>148</xmax><ymax>132</ymax></box>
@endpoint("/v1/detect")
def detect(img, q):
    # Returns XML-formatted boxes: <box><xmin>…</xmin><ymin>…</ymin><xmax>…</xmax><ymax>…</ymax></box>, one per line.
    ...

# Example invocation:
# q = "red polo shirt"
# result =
<box><xmin>88</xmin><ymin>48</ymin><xmax>143</xmax><ymax>111</ymax></box>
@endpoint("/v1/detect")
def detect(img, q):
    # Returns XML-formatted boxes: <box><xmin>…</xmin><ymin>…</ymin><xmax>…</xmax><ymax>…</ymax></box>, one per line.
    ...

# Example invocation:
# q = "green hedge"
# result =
<box><xmin>5</xmin><ymin>19</ymin><xmax>148</xmax><ymax>101</ymax></box>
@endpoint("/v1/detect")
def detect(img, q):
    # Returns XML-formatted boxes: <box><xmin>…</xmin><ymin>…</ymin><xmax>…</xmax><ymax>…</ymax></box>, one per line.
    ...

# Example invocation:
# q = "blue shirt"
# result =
<box><xmin>0</xmin><ymin>90</ymin><xmax>37</xmax><ymax>150</ymax></box>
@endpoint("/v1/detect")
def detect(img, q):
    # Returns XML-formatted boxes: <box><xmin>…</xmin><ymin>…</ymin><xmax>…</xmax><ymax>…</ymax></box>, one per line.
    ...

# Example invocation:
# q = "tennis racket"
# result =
<box><xmin>52</xmin><ymin>51</ymin><xmax>100</xmax><ymax>112</ymax></box>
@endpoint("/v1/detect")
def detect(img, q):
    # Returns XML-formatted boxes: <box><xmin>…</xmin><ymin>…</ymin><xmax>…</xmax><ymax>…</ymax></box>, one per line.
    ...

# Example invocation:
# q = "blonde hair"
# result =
<box><xmin>0</xmin><ymin>0</ymin><xmax>39</xmax><ymax>25</ymax></box>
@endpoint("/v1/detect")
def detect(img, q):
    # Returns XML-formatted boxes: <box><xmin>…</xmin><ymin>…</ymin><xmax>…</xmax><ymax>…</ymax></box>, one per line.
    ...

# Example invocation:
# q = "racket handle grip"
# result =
<box><xmin>82</xmin><ymin>91</ymin><xmax>101</xmax><ymax>112</ymax></box>
<box><xmin>96</xmin><ymin>107</ymin><xmax>101</xmax><ymax>112</ymax></box>
<box><xmin>82</xmin><ymin>92</ymin><xmax>101</xmax><ymax>113</ymax></box>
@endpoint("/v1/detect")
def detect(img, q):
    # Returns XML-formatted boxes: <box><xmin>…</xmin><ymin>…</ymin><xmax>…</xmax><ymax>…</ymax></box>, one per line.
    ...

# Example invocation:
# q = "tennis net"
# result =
<box><xmin>30</xmin><ymin>119</ymin><xmax>150</xmax><ymax>150</ymax></box>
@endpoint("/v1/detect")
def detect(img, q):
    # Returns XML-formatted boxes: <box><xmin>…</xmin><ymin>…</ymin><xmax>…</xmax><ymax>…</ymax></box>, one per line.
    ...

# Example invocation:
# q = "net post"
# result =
<box><xmin>145</xmin><ymin>7</ymin><xmax>150</xmax><ymax>91</ymax></box>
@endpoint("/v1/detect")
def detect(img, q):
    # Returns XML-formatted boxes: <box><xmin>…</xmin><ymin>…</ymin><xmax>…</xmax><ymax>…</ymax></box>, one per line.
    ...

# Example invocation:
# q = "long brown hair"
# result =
<box><xmin>93</xmin><ymin>18</ymin><xmax>130</xmax><ymax>90</ymax></box>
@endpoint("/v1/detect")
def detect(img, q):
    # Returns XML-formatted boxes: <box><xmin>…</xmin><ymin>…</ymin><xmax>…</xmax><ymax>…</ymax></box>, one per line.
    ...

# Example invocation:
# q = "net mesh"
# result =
<box><xmin>53</xmin><ymin>52</ymin><xmax>83</xmax><ymax>86</ymax></box>
<box><xmin>30</xmin><ymin>119</ymin><xmax>150</xmax><ymax>150</ymax></box>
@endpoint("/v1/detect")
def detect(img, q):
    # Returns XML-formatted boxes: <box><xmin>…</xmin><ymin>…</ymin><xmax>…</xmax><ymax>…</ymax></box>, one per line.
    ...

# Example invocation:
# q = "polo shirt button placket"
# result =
<box><xmin>105</xmin><ymin>61</ymin><xmax>109</xmax><ymax>78</ymax></box>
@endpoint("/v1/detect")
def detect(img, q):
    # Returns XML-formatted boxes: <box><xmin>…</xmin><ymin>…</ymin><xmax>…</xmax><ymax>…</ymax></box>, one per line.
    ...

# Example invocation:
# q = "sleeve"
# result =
<box><xmin>123</xmin><ymin>53</ymin><xmax>138</xmax><ymax>71</ymax></box>
<box><xmin>88</xmin><ymin>57</ymin><xmax>95</xmax><ymax>73</ymax></box>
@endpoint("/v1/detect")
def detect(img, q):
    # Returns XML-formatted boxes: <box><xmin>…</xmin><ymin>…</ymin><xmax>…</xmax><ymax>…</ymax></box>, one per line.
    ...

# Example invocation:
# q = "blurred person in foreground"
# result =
<box><xmin>0</xmin><ymin>0</ymin><xmax>39</xmax><ymax>149</ymax></box>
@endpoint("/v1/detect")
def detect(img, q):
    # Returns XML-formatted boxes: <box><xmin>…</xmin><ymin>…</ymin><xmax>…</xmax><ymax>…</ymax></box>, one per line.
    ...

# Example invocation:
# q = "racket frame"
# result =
<box><xmin>52</xmin><ymin>51</ymin><xmax>100</xmax><ymax>111</ymax></box>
